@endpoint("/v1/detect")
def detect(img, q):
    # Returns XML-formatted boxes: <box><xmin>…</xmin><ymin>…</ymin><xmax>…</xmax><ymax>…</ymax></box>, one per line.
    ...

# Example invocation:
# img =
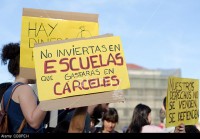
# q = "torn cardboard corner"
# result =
<box><xmin>39</xmin><ymin>90</ymin><xmax>125</xmax><ymax>111</ymax></box>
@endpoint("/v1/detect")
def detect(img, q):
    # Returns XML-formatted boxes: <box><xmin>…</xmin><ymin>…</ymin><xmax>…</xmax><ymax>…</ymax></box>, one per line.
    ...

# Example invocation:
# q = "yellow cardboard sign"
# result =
<box><xmin>166</xmin><ymin>76</ymin><xmax>199</xmax><ymax>127</ymax></box>
<box><xmin>33</xmin><ymin>36</ymin><xmax>130</xmax><ymax>101</ymax></box>
<box><xmin>20</xmin><ymin>10</ymin><xmax>98</xmax><ymax>69</ymax></box>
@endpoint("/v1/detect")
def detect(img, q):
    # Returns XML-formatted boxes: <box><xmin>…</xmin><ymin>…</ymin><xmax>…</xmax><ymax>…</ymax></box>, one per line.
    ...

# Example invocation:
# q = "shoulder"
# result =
<box><xmin>141</xmin><ymin>125</ymin><xmax>166</xmax><ymax>133</ymax></box>
<box><xmin>15</xmin><ymin>84</ymin><xmax>33</xmax><ymax>93</ymax></box>
<box><xmin>14</xmin><ymin>84</ymin><xmax>35</xmax><ymax>98</ymax></box>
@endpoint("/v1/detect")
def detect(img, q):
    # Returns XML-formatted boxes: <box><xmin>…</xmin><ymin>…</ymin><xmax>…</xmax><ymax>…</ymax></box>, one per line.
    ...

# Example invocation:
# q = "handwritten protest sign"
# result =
<box><xmin>19</xmin><ymin>8</ymin><xmax>99</xmax><ymax>79</ymax></box>
<box><xmin>166</xmin><ymin>76</ymin><xmax>199</xmax><ymax>127</ymax></box>
<box><xmin>33</xmin><ymin>35</ymin><xmax>130</xmax><ymax>102</ymax></box>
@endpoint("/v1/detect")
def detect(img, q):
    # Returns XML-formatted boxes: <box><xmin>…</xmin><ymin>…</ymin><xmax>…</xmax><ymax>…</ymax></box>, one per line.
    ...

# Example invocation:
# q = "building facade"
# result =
<box><xmin>110</xmin><ymin>63</ymin><xmax>181</xmax><ymax>132</ymax></box>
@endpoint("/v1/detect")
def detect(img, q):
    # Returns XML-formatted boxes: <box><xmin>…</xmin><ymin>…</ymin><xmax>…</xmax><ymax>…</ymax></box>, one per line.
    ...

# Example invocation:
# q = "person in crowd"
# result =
<box><xmin>1</xmin><ymin>42</ymin><xmax>90</xmax><ymax>133</ymax></box>
<box><xmin>185</xmin><ymin>125</ymin><xmax>200</xmax><ymax>133</ymax></box>
<box><xmin>122</xmin><ymin>126</ymin><xmax>128</xmax><ymax>133</ymax></box>
<box><xmin>162</xmin><ymin>96</ymin><xmax>175</xmax><ymax>133</ymax></box>
<box><xmin>196</xmin><ymin>123</ymin><xmax>200</xmax><ymax>131</ymax></box>
<box><xmin>162</xmin><ymin>96</ymin><xmax>185</xmax><ymax>133</ymax></box>
<box><xmin>0</xmin><ymin>82</ymin><xmax>12</xmax><ymax>100</ymax></box>
<box><xmin>52</xmin><ymin>120</ymin><xmax>70</xmax><ymax>133</ymax></box>
<box><xmin>89</xmin><ymin>114</ymin><xmax>99</xmax><ymax>133</ymax></box>
<box><xmin>53</xmin><ymin>103</ymin><xmax>109</xmax><ymax>133</ymax></box>
<box><xmin>158</xmin><ymin>107</ymin><xmax>166</xmax><ymax>129</ymax></box>
<box><xmin>174</xmin><ymin>123</ymin><xmax>186</xmax><ymax>133</ymax></box>
<box><xmin>59</xmin><ymin>108</ymin><xmax>91</xmax><ymax>133</ymax></box>
<box><xmin>162</xmin><ymin>96</ymin><xmax>197</xmax><ymax>133</ymax></box>
<box><xmin>1</xmin><ymin>42</ymin><xmax>47</xmax><ymax>133</ymax></box>
<box><xmin>98</xmin><ymin>107</ymin><xmax>119</xmax><ymax>133</ymax></box>
<box><xmin>68</xmin><ymin>106</ymin><xmax>88</xmax><ymax>133</ymax></box>
<box><xmin>126</xmin><ymin>103</ymin><xmax>165</xmax><ymax>133</ymax></box>
<box><xmin>89</xmin><ymin>103</ymin><xmax>109</xmax><ymax>133</ymax></box>
<box><xmin>53</xmin><ymin>107</ymin><xmax>88</xmax><ymax>133</ymax></box>
<box><xmin>174</xmin><ymin>123</ymin><xmax>200</xmax><ymax>133</ymax></box>
<box><xmin>0</xmin><ymin>82</ymin><xmax>12</xmax><ymax>111</ymax></box>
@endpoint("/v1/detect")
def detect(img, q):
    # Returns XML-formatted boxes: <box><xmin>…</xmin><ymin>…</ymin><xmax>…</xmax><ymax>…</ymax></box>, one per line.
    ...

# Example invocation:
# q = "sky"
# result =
<box><xmin>0</xmin><ymin>0</ymin><xmax>200</xmax><ymax>83</ymax></box>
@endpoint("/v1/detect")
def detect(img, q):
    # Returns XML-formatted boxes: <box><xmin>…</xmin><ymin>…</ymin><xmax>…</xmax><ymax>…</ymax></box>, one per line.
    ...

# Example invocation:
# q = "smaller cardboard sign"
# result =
<box><xmin>166</xmin><ymin>76</ymin><xmax>199</xmax><ymax>127</ymax></box>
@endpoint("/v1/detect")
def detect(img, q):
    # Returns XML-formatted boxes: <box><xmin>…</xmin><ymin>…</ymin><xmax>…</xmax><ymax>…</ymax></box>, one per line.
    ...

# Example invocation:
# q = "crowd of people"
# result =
<box><xmin>0</xmin><ymin>42</ymin><xmax>200</xmax><ymax>133</ymax></box>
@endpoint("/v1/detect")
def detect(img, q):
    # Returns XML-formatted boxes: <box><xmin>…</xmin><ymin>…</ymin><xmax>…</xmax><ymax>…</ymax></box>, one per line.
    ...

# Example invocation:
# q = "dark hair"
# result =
<box><xmin>185</xmin><ymin>125</ymin><xmax>200</xmax><ymax>133</ymax></box>
<box><xmin>127</xmin><ymin>103</ymin><xmax>151</xmax><ymax>133</ymax></box>
<box><xmin>163</xmin><ymin>97</ymin><xmax>166</xmax><ymax>110</ymax></box>
<box><xmin>52</xmin><ymin>120</ymin><xmax>70</xmax><ymax>133</ymax></box>
<box><xmin>90</xmin><ymin>117</ymin><xmax>100</xmax><ymax>127</ymax></box>
<box><xmin>89</xmin><ymin>104</ymin><xmax>110</xmax><ymax>132</ymax></box>
<box><xmin>91</xmin><ymin>104</ymin><xmax>109</xmax><ymax>126</ymax></box>
<box><xmin>102</xmin><ymin>107</ymin><xmax>119</xmax><ymax>123</ymax></box>
<box><xmin>1</xmin><ymin>42</ymin><xmax>20</xmax><ymax>77</ymax></box>
<box><xmin>0</xmin><ymin>82</ymin><xmax>12</xmax><ymax>99</ymax></box>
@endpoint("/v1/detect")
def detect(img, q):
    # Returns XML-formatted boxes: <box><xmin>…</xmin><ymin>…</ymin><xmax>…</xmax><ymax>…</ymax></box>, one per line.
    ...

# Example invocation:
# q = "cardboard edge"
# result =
<box><xmin>35</xmin><ymin>33</ymin><xmax>113</xmax><ymax>47</ymax></box>
<box><xmin>39</xmin><ymin>91</ymin><xmax>125</xmax><ymax>111</ymax></box>
<box><xmin>23</xmin><ymin>8</ymin><xmax>99</xmax><ymax>22</ymax></box>
<box><xmin>19</xmin><ymin>67</ymin><xmax>36</xmax><ymax>79</ymax></box>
